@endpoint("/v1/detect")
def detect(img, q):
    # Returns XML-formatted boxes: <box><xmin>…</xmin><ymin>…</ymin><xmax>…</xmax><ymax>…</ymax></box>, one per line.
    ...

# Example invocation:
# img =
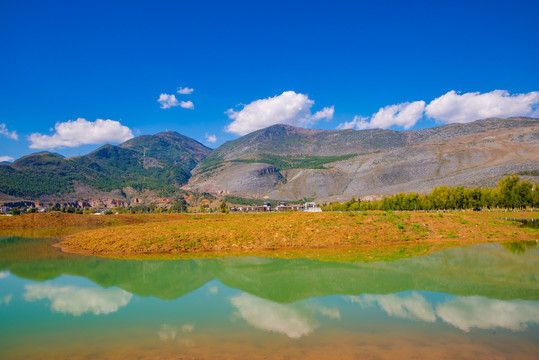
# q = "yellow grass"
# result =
<box><xmin>54</xmin><ymin>211</ymin><xmax>538</xmax><ymax>259</ymax></box>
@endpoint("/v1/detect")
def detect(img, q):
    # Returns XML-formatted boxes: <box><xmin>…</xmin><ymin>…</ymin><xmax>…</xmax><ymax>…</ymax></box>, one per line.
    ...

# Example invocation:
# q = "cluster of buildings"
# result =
<box><xmin>1</xmin><ymin>198</ymin><xmax>323</xmax><ymax>215</ymax></box>
<box><xmin>0</xmin><ymin>201</ymin><xmax>45</xmax><ymax>214</ymax></box>
<box><xmin>230</xmin><ymin>201</ymin><xmax>322</xmax><ymax>213</ymax></box>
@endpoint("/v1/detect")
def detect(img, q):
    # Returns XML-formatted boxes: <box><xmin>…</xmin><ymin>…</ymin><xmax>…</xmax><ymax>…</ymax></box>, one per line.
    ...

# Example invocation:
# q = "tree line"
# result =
<box><xmin>322</xmin><ymin>175</ymin><xmax>539</xmax><ymax>212</ymax></box>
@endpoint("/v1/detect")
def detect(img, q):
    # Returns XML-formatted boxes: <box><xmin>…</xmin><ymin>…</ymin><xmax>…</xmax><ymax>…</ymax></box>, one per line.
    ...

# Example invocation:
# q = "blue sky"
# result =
<box><xmin>1</xmin><ymin>0</ymin><xmax>538</xmax><ymax>161</ymax></box>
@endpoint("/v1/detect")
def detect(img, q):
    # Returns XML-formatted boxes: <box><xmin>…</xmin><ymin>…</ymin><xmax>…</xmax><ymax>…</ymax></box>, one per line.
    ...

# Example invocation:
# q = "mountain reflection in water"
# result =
<box><xmin>0</xmin><ymin>237</ymin><xmax>538</xmax><ymax>359</ymax></box>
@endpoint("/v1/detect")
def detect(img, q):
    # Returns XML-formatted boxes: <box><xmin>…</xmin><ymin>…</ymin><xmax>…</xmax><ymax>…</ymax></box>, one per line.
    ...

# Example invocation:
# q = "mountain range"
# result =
<box><xmin>0</xmin><ymin>131</ymin><xmax>211</xmax><ymax>203</ymax></box>
<box><xmin>1</xmin><ymin>117</ymin><xmax>538</xmax><ymax>204</ymax></box>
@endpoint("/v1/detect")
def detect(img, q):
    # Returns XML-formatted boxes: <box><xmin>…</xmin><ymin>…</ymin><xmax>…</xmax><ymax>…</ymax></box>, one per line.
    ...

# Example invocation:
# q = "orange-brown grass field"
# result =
<box><xmin>1</xmin><ymin>211</ymin><xmax>537</xmax><ymax>262</ymax></box>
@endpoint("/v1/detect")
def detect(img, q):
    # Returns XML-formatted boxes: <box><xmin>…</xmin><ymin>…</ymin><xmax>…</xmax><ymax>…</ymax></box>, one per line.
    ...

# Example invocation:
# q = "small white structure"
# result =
<box><xmin>304</xmin><ymin>202</ymin><xmax>317</xmax><ymax>209</ymax></box>
<box><xmin>304</xmin><ymin>202</ymin><xmax>322</xmax><ymax>212</ymax></box>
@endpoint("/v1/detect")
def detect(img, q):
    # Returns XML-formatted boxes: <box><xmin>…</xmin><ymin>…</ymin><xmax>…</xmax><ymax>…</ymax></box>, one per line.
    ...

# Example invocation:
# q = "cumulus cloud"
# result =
<box><xmin>177</xmin><ymin>86</ymin><xmax>194</xmax><ymax>95</ymax></box>
<box><xmin>425</xmin><ymin>90</ymin><xmax>539</xmax><ymax>124</ymax></box>
<box><xmin>311</xmin><ymin>105</ymin><xmax>335</xmax><ymax>122</ymax></box>
<box><xmin>339</xmin><ymin>90</ymin><xmax>539</xmax><ymax>131</ymax></box>
<box><xmin>158</xmin><ymin>94</ymin><xmax>194</xmax><ymax>109</ymax></box>
<box><xmin>204</xmin><ymin>133</ymin><xmax>217</xmax><ymax>144</ymax></box>
<box><xmin>0</xmin><ymin>156</ymin><xmax>14</xmax><ymax>162</ymax></box>
<box><xmin>24</xmin><ymin>284</ymin><xmax>132</xmax><ymax>316</ymax></box>
<box><xmin>180</xmin><ymin>100</ymin><xmax>195</xmax><ymax>109</ymax></box>
<box><xmin>28</xmin><ymin>118</ymin><xmax>134</xmax><ymax>149</ymax></box>
<box><xmin>337</xmin><ymin>101</ymin><xmax>425</xmax><ymax>130</ymax></box>
<box><xmin>230</xmin><ymin>293</ymin><xmax>318</xmax><ymax>339</ymax></box>
<box><xmin>225</xmin><ymin>91</ymin><xmax>334</xmax><ymax>135</ymax></box>
<box><xmin>337</xmin><ymin>116</ymin><xmax>369</xmax><ymax>130</ymax></box>
<box><xmin>0</xmin><ymin>124</ymin><xmax>18</xmax><ymax>140</ymax></box>
<box><xmin>436</xmin><ymin>296</ymin><xmax>539</xmax><ymax>332</ymax></box>
<box><xmin>158</xmin><ymin>93</ymin><xmax>179</xmax><ymax>109</ymax></box>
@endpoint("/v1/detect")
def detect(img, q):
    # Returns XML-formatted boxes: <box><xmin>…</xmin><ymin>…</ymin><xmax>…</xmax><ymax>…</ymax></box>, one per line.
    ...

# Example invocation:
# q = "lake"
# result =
<box><xmin>0</xmin><ymin>236</ymin><xmax>538</xmax><ymax>359</ymax></box>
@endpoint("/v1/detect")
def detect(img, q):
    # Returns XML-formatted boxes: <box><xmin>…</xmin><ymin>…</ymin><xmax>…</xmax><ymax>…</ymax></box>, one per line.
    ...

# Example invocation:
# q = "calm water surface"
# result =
<box><xmin>0</xmin><ymin>236</ymin><xmax>538</xmax><ymax>359</ymax></box>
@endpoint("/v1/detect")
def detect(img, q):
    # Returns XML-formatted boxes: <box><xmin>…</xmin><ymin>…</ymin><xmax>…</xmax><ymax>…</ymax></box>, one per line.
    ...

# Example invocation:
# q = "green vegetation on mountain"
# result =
<box><xmin>2</xmin><ymin>118</ymin><xmax>539</xmax><ymax>201</ymax></box>
<box><xmin>231</xmin><ymin>153</ymin><xmax>358</xmax><ymax>171</ymax></box>
<box><xmin>0</xmin><ymin>131</ymin><xmax>211</xmax><ymax>198</ymax></box>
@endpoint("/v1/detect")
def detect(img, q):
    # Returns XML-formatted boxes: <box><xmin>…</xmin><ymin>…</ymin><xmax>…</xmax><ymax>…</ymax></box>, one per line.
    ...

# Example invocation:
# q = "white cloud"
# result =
<box><xmin>339</xmin><ymin>89</ymin><xmax>539</xmax><ymax>131</ymax></box>
<box><xmin>370</xmin><ymin>101</ymin><xmax>426</xmax><ymax>129</ymax></box>
<box><xmin>230</xmin><ymin>293</ymin><xmax>318</xmax><ymax>339</ymax></box>
<box><xmin>24</xmin><ymin>283</ymin><xmax>132</xmax><ymax>316</ymax></box>
<box><xmin>0</xmin><ymin>124</ymin><xmax>18</xmax><ymax>140</ymax></box>
<box><xmin>28</xmin><ymin>118</ymin><xmax>134</xmax><ymax>149</ymax></box>
<box><xmin>350</xmin><ymin>292</ymin><xmax>436</xmax><ymax>323</ymax></box>
<box><xmin>0</xmin><ymin>271</ymin><xmax>9</xmax><ymax>279</ymax></box>
<box><xmin>158</xmin><ymin>93</ymin><xmax>180</xmax><ymax>109</ymax></box>
<box><xmin>180</xmin><ymin>100</ymin><xmax>195</xmax><ymax>110</ymax></box>
<box><xmin>337</xmin><ymin>116</ymin><xmax>369</xmax><ymax>130</ymax></box>
<box><xmin>436</xmin><ymin>296</ymin><xmax>539</xmax><ymax>332</ymax></box>
<box><xmin>0</xmin><ymin>294</ymin><xmax>12</xmax><ymax>306</ymax></box>
<box><xmin>225</xmin><ymin>91</ymin><xmax>334</xmax><ymax>135</ymax></box>
<box><xmin>205</xmin><ymin>133</ymin><xmax>217</xmax><ymax>144</ymax></box>
<box><xmin>311</xmin><ymin>105</ymin><xmax>335</xmax><ymax>122</ymax></box>
<box><xmin>177</xmin><ymin>87</ymin><xmax>194</xmax><ymax>95</ymax></box>
<box><xmin>158</xmin><ymin>94</ymin><xmax>194</xmax><ymax>109</ymax></box>
<box><xmin>0</xmin><ymin>156</ymin><xmax>14</xmax><ymax>162</ymax></box>
<box><xmin>425</xmin><ymin>90</ymin><xmax>539</xmax><ymax>124</ymax></box>
<box><xmin>338</xmin><ymin>101</ymin><xmax>425</xmax><ymax>130</ymax></box>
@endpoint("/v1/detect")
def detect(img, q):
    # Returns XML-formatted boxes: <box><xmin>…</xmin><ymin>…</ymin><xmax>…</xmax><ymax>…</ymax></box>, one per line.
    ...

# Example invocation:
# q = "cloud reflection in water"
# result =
<box><xmin>437</xmin><ymin>296</ymin><xmax>539</xmax><ymax>332</ymax></box>
<box><xmin>24</xmin><ymin>283</ymin><xmax>132</xmax><ymax>316</ymax></box>
<box><xmin>230</xmin><ymin>293</ymin><xmax>319</xmax><ymax>339</ymax></box>
<box><xmin>349</xmin><ymin>292</ymin><xmax>539</xmax><ymax>332</ymax></box>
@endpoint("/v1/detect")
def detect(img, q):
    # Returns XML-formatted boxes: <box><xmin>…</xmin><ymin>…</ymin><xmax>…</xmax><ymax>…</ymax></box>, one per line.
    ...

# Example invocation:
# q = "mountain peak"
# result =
<box><xmin>156</xmin><ymin>130</ymin><xmax>182</xmax><ymax>137</ymax></box>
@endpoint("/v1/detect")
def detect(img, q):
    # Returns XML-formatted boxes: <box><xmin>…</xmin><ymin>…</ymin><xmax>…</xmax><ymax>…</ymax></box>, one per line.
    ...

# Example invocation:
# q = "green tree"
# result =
<box><xmin>172</xmin><ymin>199</ymin><xmax>187</xmax><ymax>212</ymax></box>
<box><xmin>220</xmin><ymin>200</ymin><xmax>228</xmax><ymax>213</ymax></box>
<box><xmin>532</xmin><ymin>183</ymin><xmax>539</xmax><ymax>210</ymax></box>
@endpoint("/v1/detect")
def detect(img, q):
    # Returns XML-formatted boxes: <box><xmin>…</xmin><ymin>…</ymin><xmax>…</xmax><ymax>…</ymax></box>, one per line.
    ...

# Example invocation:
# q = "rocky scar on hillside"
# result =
<box><xmin>185</xmin><ymin>117</ymin><xmax>539</xmax><ymax>201</ymax></box>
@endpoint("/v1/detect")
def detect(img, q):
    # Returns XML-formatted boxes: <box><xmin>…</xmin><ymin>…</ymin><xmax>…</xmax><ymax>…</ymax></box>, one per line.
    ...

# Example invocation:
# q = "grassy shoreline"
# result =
<box><xmin>1</xmin><ymin>211</ymin><xmax>536</xmax><ymax>261</ymax></box>
<box><xmin>53</xmin><ymin>211</ymin><xmax>538</xmax><ymax>258</ymax></box>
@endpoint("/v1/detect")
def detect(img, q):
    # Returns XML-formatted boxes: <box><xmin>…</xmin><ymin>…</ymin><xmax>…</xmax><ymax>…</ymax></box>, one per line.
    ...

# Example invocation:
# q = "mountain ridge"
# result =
<box><xmin>1</xmin><ymin>117</ymin><xmax>538</xmax><ymax>204</ymax></box>
<box><xmin>0</xmin><ymin>131</ymin><xmax>212</xmax><ymax>201</ymax></box>
<box><xmin>186</xmin><ymin>117</ymin><xmax>539</xmax><ymax>201</ymax></box>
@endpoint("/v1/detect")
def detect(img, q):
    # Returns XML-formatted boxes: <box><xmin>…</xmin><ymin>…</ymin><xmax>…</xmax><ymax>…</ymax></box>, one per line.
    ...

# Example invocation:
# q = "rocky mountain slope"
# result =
<box><xmin>0</xmin><ymin>131</ymin><xmax>211</xmax><ymax>201</ymax></box>
<box><xmin>186</xmin><ymin>117</ymin><xmax>539</xmax><ymax>201</ymax></box>
<box><xmin>1</xmin><ymin>118</ymin><xmax>537</xmax><ymax>204</ymax></box>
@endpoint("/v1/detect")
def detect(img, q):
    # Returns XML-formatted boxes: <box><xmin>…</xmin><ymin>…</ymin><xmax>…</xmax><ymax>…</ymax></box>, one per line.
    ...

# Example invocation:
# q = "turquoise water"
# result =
<box><xmin>0</xmin><ymin>236</ymin><xmax>538</xmax><ymax>359</ymax></box>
